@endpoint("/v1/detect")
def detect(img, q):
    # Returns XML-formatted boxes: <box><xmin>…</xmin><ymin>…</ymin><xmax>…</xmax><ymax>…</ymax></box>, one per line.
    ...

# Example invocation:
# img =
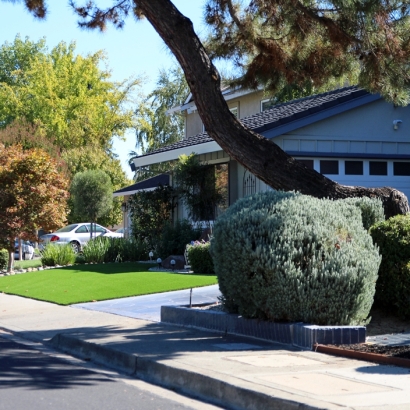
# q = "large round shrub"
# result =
<box><xmin>211</xmin><ymin>191</ymin><xmax>381</xmax><ymax>325</ymax></box>
<box><xmin>370</xmin><ymin>215</ymin><xmax>410</xmax><ymax>317</ymax></box>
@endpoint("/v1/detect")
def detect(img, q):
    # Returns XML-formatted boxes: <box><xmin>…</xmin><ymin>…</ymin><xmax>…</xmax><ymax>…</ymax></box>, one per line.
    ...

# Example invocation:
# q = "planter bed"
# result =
<box><xmin>315</xmin><ymin>343</ymin><xmax>410</xmax><ymax>368</ymax></box>
<box><xmin>160</xmin><ymin>305</ymin><xmax>366</xmax><ymax>349</ymax></box>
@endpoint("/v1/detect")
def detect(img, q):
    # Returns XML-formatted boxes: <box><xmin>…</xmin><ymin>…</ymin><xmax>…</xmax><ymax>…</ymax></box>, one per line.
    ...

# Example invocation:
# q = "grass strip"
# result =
<box><xmin>0</xmin><ymin>262</ymin><xmax>218</xmax><ymax>305</ymax></box>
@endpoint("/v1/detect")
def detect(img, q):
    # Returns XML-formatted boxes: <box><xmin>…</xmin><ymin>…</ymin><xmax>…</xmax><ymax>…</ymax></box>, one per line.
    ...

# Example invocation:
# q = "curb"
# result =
<box><xmin>50</xmin><ymin>333</ymin><xmax>323</xmax><ymax>410</ymax></box>
<box><xmin>161</xmin><ymin>306</ymin><xmax>366</xmax><ymax>349</ymax></box>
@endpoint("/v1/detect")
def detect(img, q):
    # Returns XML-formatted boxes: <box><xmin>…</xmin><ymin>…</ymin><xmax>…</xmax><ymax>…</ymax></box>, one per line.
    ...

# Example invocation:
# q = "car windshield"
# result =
<box><xmin>55</xmin><ymin>224</ymin><xmax>79</xmax><ymax>233</ymax></box>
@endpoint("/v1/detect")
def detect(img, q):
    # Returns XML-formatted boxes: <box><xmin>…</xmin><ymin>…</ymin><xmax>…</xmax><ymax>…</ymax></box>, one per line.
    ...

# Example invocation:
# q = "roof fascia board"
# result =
<box><xmin>288</xmin><ymin>151</ymin><xmax>410</xmax><ymax>159</ymax></box>
<box><xmin>132</xmin><ymin>140</ymin><xmax>221</xmax><ymax>167</ymax></box>
<box><xmin>262</xmin><ymin>93</ymin><xmax>381</xmax><ymax>139</ymax></box>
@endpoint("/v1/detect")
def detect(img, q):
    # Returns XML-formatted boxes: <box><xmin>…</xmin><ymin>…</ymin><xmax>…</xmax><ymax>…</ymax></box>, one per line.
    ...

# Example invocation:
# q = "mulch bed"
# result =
<box><xmin>327</xmin><ymin>343</ymin><xmax>410</xmax><ymax>359</ymax></box>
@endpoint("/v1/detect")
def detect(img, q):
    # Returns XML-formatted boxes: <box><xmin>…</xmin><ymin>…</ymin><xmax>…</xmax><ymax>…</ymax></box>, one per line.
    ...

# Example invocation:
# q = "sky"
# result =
<box><xmin>0</xmin><ymin>0</ymin><xmax>208</xmax><ymax>178</ymax></box>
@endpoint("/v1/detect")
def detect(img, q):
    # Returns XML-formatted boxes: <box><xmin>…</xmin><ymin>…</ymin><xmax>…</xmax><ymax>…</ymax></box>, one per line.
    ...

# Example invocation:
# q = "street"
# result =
<box><xmin>0</xmin><ymin>334</ymin><xmax>221</xmax><ymax>410</ymax></box>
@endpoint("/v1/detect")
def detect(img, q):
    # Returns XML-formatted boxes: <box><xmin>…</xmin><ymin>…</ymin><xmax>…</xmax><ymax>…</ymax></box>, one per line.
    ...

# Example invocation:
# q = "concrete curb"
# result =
<box><xmin>161</xmin><ymin>306</ymin><xmax>366</xmax><ymax>349</ymax></box>
<box><xmin>50</xmin><ymin>333</ymin><xmax>322</xmax><ymax>410</ymax></box>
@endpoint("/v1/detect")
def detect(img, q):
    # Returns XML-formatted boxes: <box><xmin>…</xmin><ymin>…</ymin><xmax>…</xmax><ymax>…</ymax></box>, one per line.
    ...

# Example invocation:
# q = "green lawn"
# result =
<box><xmin>14</xmin><ymin>259</ymin><xmax>43</xmax><ymax>270</ymax></box>
<box><xmin>0</xmin><ymin>262</ymin><xmax>218</xmax><ymax>305</ymax></box>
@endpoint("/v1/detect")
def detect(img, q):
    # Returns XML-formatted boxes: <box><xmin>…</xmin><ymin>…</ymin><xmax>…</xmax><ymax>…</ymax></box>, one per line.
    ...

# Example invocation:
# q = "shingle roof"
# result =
<box><xmin>134</xmin><ymin>86</ymin><xmax>372</xmax><ymax>160</ymax></box>
<box><xmin>113</xmin><ymin>174</ymin><xmax>169</xmax><ymax>195</ymax></box>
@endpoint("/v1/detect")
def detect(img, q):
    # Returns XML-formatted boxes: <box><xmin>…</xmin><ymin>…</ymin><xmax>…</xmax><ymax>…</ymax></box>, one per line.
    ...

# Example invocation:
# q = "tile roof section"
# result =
<box><xmin>113</xmin><ymin>173</ymin><xmax>169</xmax><ymax>195</ymax></box>
<box><xmin>134</xmin><ymin>86</ymin><xmax>372</xmax><ymax>160</ymax></box>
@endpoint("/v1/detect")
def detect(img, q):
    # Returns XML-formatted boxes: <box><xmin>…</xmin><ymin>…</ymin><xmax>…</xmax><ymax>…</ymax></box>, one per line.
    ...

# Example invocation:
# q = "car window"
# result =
<box><xmin>56</xmin><ymin>224</ymin><xmax>79</xmax><ymax>233</ymax></box>
<box><xmin>94</xmin><ymin>225</ymin><xmax>107</xmax><ymax>233</ymax></box>
<box><xmin>75</xmin><ymin>225</ymin><xmax>88</xmax><ymax>234</ymax></box>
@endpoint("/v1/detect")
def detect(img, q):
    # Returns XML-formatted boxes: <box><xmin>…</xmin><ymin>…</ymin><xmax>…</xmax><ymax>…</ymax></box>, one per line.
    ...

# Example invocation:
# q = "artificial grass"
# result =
<box><xmin>13</xmin><ymin>259</ymin><xmax>43</xmax><ymax>270</ymax></box>
<box><xmin>0</xmin><ymin>262</ymin><xmax>218</xmax><ymax>305</ymax></box>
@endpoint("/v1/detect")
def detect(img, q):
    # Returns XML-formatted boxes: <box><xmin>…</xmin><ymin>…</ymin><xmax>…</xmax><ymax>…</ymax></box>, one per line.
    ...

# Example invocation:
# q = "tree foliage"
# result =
<box><xmin>63</xmin><ymin>144</ymin><xmax>131</xmax><ymax>226</ymax></box>
<box><xmin>128</xmin><ymin>185</ymin><xmax>177</xmax><ymax>251</ymax></box>
<box><xmin>70</xmin><ymin>170</ymin><xmax>113</xmax><ymax>230</ymax></box>
<box><xmin>134</xmin><ymin>66</ymin><xmax>188</xmax><ymax>153</ymax></box>
<box><xmin>0</xmin><ymin>144</ymin><xmax>69</xmax><ymax>271</ymax></box>
<box><xmin>9</xmin><ymin>0</ymin><xmax>410</xmax><ymax>216</ymax></box>
<box><xmin>205</xmin><ymin>0</ymin><xmax>410</xmax><ymax>106</ymax></box>
<box><xmin>0</xmin><ymin>35</ymin><xmax>140</xmax><ymax>150</ymax></box>
<box><xmin>173</xmin><ymin>154</ymin><xmax>226</xmax><ymax>222</ymax></box>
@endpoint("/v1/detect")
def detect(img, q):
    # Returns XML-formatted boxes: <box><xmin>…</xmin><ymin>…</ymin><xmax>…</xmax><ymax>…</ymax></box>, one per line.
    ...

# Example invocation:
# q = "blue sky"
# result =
<box><xmin>0</xmin><ymin>1</ymin><xmax>208</xmax><ymax>178</ymax></box>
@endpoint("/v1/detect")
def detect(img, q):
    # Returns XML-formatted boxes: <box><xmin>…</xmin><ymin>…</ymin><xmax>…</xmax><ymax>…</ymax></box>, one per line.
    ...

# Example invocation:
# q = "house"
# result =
<box><xmin>128</xmin><ymin>85</ymin><xmax>410</xmax><ymax>222</ymax></box>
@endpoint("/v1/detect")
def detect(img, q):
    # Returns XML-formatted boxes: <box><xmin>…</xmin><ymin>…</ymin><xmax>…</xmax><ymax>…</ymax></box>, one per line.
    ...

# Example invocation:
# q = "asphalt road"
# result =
<box><xmin>0</xmin><ymin>334</ymin><xmax>221</xmax><ymax>410</ymax></box>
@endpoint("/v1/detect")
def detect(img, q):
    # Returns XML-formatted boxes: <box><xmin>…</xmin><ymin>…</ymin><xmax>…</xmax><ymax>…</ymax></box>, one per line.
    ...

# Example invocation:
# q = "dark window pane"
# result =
<box><xmin>298</xmin><ymin>159</ymin><xmax>314</xmax><ymax>169</ymax></box>
<box><xmin>345</xmin><ymin>161</ymin><xmax>363</xmax><ymax>175</ymax></box>
<box><xmin>320</xmin><ymin>160</ymin><xmax>339</xmax><ymax>175</ymax></box>
<box><xmin>369</xmin><ymin>161</ymin><xmax>387</xmax><ymax>176</ymax></box>
<box><xmin>394</xmin><ymin>162</ymin><xmax>410</xmax><ymax>176</ymax></box>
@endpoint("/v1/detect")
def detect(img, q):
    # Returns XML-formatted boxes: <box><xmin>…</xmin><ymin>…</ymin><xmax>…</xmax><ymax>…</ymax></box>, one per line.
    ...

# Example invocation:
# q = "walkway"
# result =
<box><xmin>72</xmin><ymin>285</ymin><xmax>221</xmax><ymax>322</ymax></box>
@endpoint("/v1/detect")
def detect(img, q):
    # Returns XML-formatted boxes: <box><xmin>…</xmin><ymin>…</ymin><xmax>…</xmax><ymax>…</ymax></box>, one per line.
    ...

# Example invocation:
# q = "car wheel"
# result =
<box><xmin>70</xmin><ymin>241</ymin><xmax>81</xmax><ymax>253</ymax></box>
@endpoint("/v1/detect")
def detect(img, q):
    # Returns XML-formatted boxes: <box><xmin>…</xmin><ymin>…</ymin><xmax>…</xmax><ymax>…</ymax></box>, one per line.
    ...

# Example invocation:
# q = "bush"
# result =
<box><xmin>342</xmin><ymin>197</ymin><xmax>385</xmax><ymax>230</ymax></box>
<box><xmin>41</xmin><ymin>244</ymin><xmax>76</xmax><ymax>266</ymax></box>
<box><xmin>158</xmin><ymin>219</ymin><xmax>201</xmax><ymax>258</ymax></box>
<box><xmin>82</xmin><ymin>236</ymin><xmax>150</xmax><ymax>264</ymax></box>
<box><xmin>0</xmin><ymin>249</ymin><xmax>8</xmax><ymax>270</ymax></box>
<box><xmin>187</xmin><ymin>241</ymin><xmax>214</xmax><ymax>274</ymax></box>
<box><xmin>369</xmin><ymin>215</ymin><xmax>410</xmax><ymax>317</ymax></box>
<box><xmin>211</xmin><ymin>191</ymin><xmax>381</xmax><ymax>325</ymax></box>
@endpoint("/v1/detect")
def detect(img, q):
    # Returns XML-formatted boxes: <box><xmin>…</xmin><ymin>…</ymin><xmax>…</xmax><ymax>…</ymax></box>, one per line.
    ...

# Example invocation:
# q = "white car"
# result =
<box><xmin>40</xmin><ymin>223</ymin><xmax>122</xmax><ymax>253</ymax></box>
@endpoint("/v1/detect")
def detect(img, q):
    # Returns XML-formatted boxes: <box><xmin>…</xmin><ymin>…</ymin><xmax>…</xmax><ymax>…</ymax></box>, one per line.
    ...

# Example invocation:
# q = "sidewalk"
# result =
<box><xmin>1</xmin><ymin>292</ymin><xmax>409</xmax><ymax>410</ymax></box>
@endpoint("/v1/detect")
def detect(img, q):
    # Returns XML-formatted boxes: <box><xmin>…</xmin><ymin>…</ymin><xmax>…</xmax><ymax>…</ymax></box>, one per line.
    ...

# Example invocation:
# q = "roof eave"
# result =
<box><xmin>132</xmin><ymin>140</ymin><xmax>221</xmax><ymax>168</ymax></box>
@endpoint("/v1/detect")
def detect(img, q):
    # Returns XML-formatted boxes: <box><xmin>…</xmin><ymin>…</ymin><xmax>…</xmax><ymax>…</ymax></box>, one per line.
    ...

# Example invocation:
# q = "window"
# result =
<box><xmin>75</xmin><ymin>225</ymin><xmax>88</xmax><ymax>234</ymax></box>
<box><xmin>394</xmin><ymin>162</ymin><xmax>410</xmax><ymax>176</ymax></box>
<box><xmin>297</xmin><ymin>159</ymin><xmax>314</xmax><ymax>169</ymax></box>
<box><xmin>345</xmin><ymin>161</ymin><xmax>363</xmax><ymax>175</ymax></box>
<box><xmin>261</xmin><ymin>98</ymin><xmax>276</xmax><ymax>112</ymax></box>
<box><xmin>320</xmin><ymin>160</ymin><xmax>339</xmax><ymax>175</ymax></box>
<box><xmin>369</xmin><ymin>161</ymin><xmax>387</xmax><ymax>176</ymax></box>
<box><xmin>229</xmin><ymin>107</ymin><xmax>238</xmax><ymax>118</ymax></box>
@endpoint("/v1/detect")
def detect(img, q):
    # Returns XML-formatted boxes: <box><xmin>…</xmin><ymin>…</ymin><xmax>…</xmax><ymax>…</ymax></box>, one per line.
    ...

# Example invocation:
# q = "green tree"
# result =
<box><xmin>128</xmin><ymin>185</ymin><xmax>177</xmax><ymax>251</ymax></box>
<box><xmin>64</xmin><ymin>145</ymin><xmax>131</xmax><ymax>226</ymax></box>
<box><xmin>129</xmin><ymin>66</ymin><xmax>188</xmax><ymax>182</ymax></box>
<box><xmin>0</xmin><ymin>35</ymin><xmax>140</xmax><ymax>151</ymax></box>
<box><xmin>70</xmin><ymin>170</ymin><xmax>113</xmax><ymax>239</ymax></box>
<box><xmin>11</xmin><ymin>0</ymin><xmax>410</xmax><ymax>216</ymax></box>
<box><xmin>134</xmin><ymin>66</ymin><xmax>188</xmax><ymax>153</ymax></box>
<box><xmin>174</xmin><ymin>154</ymin><xmax>225</xmax><ymax>222</ymax></box>
<box><xmin>0</xmin><ymin>144</ymin><xmax>69</xmax><ymax>272</ymax></box>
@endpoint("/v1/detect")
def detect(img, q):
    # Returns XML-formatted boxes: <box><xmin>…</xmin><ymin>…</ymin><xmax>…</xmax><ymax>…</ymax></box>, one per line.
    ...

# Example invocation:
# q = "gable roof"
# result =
<box><xmin>132</xmin><ymin>86</ymin><xmax>381</xmax><ymax>168</ymax></box>
<box><xmin>113</xmin><ymin>174</ymin><xmax>169</xmax><ymax>197</ymax></box>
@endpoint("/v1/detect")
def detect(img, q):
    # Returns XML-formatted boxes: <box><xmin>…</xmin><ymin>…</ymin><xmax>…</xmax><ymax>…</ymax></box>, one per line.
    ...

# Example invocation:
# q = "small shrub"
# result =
<box><xmin>370</xmin><ymin>214</ymin><xmax>410</xmax><ymax>317</ymax></box>
<box><xmin>41</xmin><ymin>244</ymin><xmax>76</xmax><ymax>266</ymax></box>
<box><xmin>211</xmin><ymin>191</ymin><xmax>381</xmax><ymax>326</ymax></box>
<box><xmin>187</xmin><ymin>241</ymin><xmax>214</xmax><ymax>274</ymax></box>
<box><xmin>0</xmin><ymin>249</ymin><xmax>8</xmax><ymax>270</ymax></box>
<box><xmin>82</xmin><ymin>236</ymin><xmax>150</xmax><ymax>264</ymax></box>
<box><xmin>83</xmin><ymin>237</ymin><xmax>110</xmax><ymax>264</ymax></box>
<box><xmin>158</xmin><ymin>219</ymin><xmax>201</xmax><ymax>258</ymax></box>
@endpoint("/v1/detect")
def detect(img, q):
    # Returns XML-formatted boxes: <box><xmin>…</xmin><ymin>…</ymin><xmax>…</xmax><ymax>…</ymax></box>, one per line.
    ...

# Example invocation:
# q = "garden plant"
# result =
<box><xmin>211</xmin><ymin>191</ymin><xmax>382</xmax><ymax>326</ymax></box>
<box><xmin>370</xmin><ymin>214</ymin><xmax>410</xmax><ymax>318</ymax></box>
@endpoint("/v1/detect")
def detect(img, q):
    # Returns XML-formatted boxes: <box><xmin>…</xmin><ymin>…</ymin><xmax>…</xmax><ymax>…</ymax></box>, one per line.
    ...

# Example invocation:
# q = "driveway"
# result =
<box><xmin>71</xmin><ymin>284</ymin><xmax>221</xmax><ymax>322</ymax></box>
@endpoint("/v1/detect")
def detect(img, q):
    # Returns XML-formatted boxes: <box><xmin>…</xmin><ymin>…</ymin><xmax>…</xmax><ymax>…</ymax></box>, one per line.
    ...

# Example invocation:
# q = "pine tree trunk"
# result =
<box><xmin>137</xmin><ymin>0</ymin><xmax>409</xmax><ymax>218</ymax></box>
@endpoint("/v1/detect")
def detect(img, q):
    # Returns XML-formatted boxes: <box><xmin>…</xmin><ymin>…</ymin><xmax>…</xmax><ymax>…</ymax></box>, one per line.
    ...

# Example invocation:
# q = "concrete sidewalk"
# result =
<box><xmin>1</xmin><ymin>293</ymin><xmax>409</xmax><ymax>410</ymax></box>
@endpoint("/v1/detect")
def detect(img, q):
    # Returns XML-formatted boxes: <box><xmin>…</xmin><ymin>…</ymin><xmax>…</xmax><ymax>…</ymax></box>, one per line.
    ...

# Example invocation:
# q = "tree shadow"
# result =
<box><xmin>0</xmin><ymin>338</ymin><xmax>112</xmax><ymax>390</ymax></box>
